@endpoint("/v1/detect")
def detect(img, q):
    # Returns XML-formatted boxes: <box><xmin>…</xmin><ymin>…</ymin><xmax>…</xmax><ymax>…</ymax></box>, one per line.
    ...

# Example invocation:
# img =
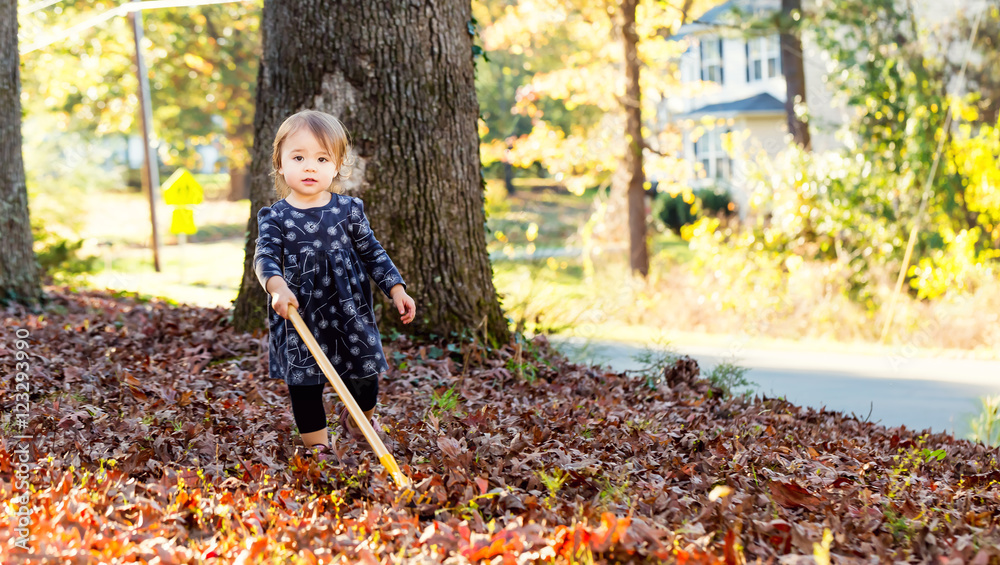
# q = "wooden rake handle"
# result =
<box><xmin>286</xmin><ymin>305</ymin><xmax>410</xmax><ymax>488</ymax></box>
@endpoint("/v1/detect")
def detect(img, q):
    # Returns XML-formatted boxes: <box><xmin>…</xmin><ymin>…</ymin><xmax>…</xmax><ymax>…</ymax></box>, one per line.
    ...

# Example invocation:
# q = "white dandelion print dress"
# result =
<box><xmin>253</xmin><ymin>195</ymin><xmax>406</xmax><ymax>387</ymax></box>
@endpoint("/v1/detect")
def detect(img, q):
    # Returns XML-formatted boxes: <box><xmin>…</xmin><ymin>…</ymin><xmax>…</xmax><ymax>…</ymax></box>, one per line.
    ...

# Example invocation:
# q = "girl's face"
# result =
<box><xmin>278</xmin><ymin>127</ymin><xmax>339</xmax><ymax>200</ymax></box>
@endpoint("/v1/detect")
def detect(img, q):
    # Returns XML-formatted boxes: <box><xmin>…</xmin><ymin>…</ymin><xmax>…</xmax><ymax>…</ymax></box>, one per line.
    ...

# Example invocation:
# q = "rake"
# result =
<box><xmin>287</xmin><ymin>305</ymin><xmax>411</xmax><ymax>489</ymax></box>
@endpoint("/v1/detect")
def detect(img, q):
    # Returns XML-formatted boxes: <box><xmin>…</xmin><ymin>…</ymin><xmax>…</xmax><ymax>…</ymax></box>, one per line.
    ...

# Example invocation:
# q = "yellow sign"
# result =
<box><xmin>170</xmin><ymin>207</ymin><xmax>197</xmax><ymax>235</ymax></box>
<box><xmin>162</xmin><ymin>168</ymin><xmax>204</xmax><ymax>206</ymax></box>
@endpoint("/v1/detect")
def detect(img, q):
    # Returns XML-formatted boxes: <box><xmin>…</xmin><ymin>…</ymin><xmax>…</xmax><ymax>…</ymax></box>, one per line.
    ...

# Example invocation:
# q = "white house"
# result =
<box><xmin>658</xmin><ymin>0</ymin><xmax>845</xmax><ymax>216</ymax></box>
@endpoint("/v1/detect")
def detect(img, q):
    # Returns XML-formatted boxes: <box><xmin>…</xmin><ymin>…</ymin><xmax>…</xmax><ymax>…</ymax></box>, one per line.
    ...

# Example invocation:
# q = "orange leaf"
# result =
<box><xmin>588</xmin><ymin>512</ymin><xmax>629</xmax><ymax>552</ymax></box>
<box><xmin>248</xmin><ymin>537</ymin><xmax>268</xmax><ymax>558</ymax></box>
<box><xmin>466</xmin><ymin>537</ymin><xmax>507</xmax><ymax>561</ymax></box>
<box><xmin>723</xmin><ymin>529</ymin><xmax>739</xmax><ymax>565</ymax></box>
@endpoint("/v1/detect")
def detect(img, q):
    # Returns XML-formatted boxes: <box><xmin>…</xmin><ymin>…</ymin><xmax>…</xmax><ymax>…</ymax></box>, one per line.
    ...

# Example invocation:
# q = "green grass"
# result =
<box><xmin>70</xmin><ymin>191</ymin><xmax>248</xmax><ymax>307</ymax></box>
<box><xmin>428</xmin><ymin>387</ymin><xmax>462</xmax><ymax>419</ymax></box>
<box><xmin>87</xmin><ymin>239</ymin><xmax>244</xmax><ymax>307</ymax></box>
<box><xmin>650</xmin><ymin>232</ymin><xmax>695</xmax><ymax>264</ymax></box>
<box><xmin>485</xmin><ymin>179</ymin><xmax>592</xmax><ymax>251</ymax></box>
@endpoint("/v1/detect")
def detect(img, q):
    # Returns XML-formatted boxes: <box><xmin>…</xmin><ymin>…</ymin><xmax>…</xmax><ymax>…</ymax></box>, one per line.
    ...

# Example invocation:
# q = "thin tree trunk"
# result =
<box><xmin>504</xmin><ymin>140</ymin><xmax>515</xmax><ymax>196</ymax></box>
<box><xmin>0</xmin><ymin>1</ymin><xmax>42</xmax><ymax>305</ymax></box>
<box><xmin>232</xmin><ymin>0</ymin><xmax>510</xmax><ymax>346</ymax></box>
<box><xmin>227</xmin><ymin>165</ymin><xmax>248</xmax><ymax>201</ymax></box>
<box><xmin>622</xmin><ymin>0</ymin><xmax>649</xmax><ymax>277</ymax></box>
<box><xmin>781</xmin><ymin>0</ymin><xmax>811</xmax><ymax>150</ymax></box>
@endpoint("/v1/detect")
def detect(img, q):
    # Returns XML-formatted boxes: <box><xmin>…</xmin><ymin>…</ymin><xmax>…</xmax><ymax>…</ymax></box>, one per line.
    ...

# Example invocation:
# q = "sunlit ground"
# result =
<box><xmin>77</xmin><ymin>192</ymin><xmax>248</xmax><ymax>307</ymax></box>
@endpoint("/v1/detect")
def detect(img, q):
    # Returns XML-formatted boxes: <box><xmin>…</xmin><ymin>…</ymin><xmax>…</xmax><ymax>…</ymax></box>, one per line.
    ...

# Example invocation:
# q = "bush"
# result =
<box><xmin>653</xmin><ymin>191</ymin><xmax>696</xmax><ymax>235</ymax></box>
<box><xmin>653</xmin><ymin>186</ymin><xmax>735</xmax><ymax>235</ymax></box>
<box><xmin>706</xmin><ymin>360</ymin><xmax>756</xmax><ymax>401</ymax></box>
<box><xmin>32</xmin><ymin>222</ymin><xmax>100</xmax><ymax>285</ymax></box>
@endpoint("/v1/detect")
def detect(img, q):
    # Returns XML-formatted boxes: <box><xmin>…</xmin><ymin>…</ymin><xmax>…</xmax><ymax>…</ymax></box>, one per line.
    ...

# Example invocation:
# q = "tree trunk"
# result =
<box><xmin>781</xmin><ymin>0</ymin><xmax>811</xmax><ymax>150</ymax></box>
<box><xmin>622</xmin><ymin>0</ymin><xmax>649</xmax><ymax>277</ymax></box>
<box><xmin>503</xmin><ymin>140</ymin><xmax>515</xmax><ymax>196</ymax></box>
<box><xmin>227</xmin><ymin>166</ymin><xmax>249</xmax><ymax>201</ymax></box>
<box><xmin>232</xmin><ymin>0</ymin><xmax>510</xmax><ymax>346</ymax></box>
<box><xmin>0</xmin><ymin>2</ymin><xmax>42</xmax><ymax>306</ymax></box>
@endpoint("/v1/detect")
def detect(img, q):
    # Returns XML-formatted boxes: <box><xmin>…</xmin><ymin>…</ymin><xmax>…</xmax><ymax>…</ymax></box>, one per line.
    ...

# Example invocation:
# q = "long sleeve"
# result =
<box><xmin>253</xmin><ymin>205</ymin><xmax>285</xmax><ymax>292</ymax></box>
<box><xmin>349</xmin><ymin>197</ymin><xmax>406</xmax><ymax>299</ymax></box>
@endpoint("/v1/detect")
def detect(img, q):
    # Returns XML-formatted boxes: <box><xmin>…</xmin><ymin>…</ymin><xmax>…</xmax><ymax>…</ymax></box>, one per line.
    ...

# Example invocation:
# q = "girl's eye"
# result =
<box><xmin>319</xmin><ymin>157</ymin><xmax>327</xmax><ymax>162</ymax></box>
<box><xmin>293</xmin><ymin>156</ymin><xmax>303</xmax><ymax>161</ymax></box>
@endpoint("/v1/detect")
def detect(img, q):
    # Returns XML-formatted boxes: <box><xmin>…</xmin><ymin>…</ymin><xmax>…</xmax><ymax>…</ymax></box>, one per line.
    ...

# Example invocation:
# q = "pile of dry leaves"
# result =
<box><xmin>1</xmin><ymin>288</ymin><xmax>999</xmax><ymax>564</ymax></box>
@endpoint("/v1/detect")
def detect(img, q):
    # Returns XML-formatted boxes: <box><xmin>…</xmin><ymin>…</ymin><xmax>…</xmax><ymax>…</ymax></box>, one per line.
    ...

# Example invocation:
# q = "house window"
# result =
<box><xmin>699</xmin><ymin>37</ymin><xmax>724</xmax><ymax>84</ymax></box>
<box><xmin>692</xmin><ymin>128</ymin><xmax>731</xmax><ymax>181</ymax></box>
<box><xmin>746</xmin><ymin>35</ymin><xmax>781</xmax><ymax>82</ymax></box>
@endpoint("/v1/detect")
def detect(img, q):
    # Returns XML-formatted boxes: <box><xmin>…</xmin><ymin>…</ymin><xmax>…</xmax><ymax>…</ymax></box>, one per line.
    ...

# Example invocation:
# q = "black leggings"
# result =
<box><xmin>287</xmin><ymin>374</ymin><xmax>380</xmax><ymax>434</ymax></box>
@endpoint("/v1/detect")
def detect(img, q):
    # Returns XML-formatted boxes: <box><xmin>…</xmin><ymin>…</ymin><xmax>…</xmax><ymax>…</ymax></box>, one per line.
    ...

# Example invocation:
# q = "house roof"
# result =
<box><xmin>697</xmin><ymin>0</ymin><xmax>739</xmax><ymax>24</ymax></box>
<box><xmin>672</xmin><ymin>0</ymin><xmax>780</xmax><ymax>40</ymax></box>
<box><xmin>678</xmin><ymin>92</ymin><xmax>785</xmax><ymax>118</ymax></box>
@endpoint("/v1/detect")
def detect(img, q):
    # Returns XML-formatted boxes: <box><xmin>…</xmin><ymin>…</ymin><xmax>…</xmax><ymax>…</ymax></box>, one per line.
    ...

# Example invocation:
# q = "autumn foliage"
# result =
<box><xmin>2</xmin><ymin>289</ymin><xmax>999</xmax><ymax>563</ymax></box>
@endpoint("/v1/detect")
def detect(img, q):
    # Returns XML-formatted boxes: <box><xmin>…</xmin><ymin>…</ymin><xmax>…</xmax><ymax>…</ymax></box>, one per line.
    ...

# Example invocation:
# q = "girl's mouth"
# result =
<box><xmin>303</xmin><ymin>178</ymin><xmax>317</xmax><ymax>183</ymax></box>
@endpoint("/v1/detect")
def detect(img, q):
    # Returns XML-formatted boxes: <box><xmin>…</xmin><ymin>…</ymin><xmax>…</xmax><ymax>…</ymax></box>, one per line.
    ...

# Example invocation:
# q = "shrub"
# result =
<box><xmin>969</xmin><ymin>395</ymin><xmax>1000</xmax><ymax>448</ymax></box>
<box><xmin>32</xmin><ymin>222</ymin><xmax>100</xmax><ymax>286</ymax></box>
<box><xmin>653</xmin><ymin>185</ymin><xmax>735</xmax><ymax>235</ymax></box>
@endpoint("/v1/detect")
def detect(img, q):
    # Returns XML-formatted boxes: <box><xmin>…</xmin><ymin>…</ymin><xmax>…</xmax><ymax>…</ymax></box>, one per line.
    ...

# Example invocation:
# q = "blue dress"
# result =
<box><xmin>253</xmin><ymin>194</ymin><xmax>406</xmax><ymax>387</ymax></box>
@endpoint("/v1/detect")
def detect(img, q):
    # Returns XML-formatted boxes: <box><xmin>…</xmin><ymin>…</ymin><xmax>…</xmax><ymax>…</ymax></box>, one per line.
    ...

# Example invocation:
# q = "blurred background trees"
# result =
<box><xmin>19</xmin><ymin>0</ymin><xmax>260</xmax><ymax>197</ymax></box>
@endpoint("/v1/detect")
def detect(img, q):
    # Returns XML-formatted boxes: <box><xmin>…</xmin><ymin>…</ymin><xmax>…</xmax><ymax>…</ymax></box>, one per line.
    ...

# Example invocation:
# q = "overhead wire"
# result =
<box><xmin>19</xmin><ymin>0</ymin><xmax>253</xmax><ymax>54</ymax></box>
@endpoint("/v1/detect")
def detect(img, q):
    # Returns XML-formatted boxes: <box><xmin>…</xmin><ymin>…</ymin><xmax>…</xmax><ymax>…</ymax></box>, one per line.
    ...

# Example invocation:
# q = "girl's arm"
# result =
<box><xmin>349</xmin><ymin>197</ymin><xmax>407</xmax><ymax>299</ymax></box>
<box><xmin>253</xmin><ymin>206</ymin><xmax>285</xmax><ymax>291</ymax></box>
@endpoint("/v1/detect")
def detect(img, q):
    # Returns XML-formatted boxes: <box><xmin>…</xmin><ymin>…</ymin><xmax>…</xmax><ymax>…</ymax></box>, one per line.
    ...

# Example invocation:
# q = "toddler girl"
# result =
<box><xmin>253</xmin><ymin>110</ymin><xmax>416</xmax><ymax>459</ymax></box>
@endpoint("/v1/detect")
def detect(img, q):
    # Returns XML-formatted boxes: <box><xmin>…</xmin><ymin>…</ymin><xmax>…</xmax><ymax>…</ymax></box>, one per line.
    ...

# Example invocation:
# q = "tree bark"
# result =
<box><xmin>0</xmin><ymin>1</ymin><xmax>42</xmax><ymax>305</ymax></box>
<box><xmin>503</xmin><ymin>140</ymin><xmax>515</xmax><ymax>196</ymax></box>
<box><xmin>622</xmin><ymin>0</ymin><xmax>649</xmax><ymax>277</ymax></box>
<box><xmin>232</xmin><ymin>0</ymin><xmax>510</xmax><ymax>346</ymax></box>
<box><xmin>781</xmin><ymin>0</ymin><xmax>811</xmax><ymax>150</ymax></box>
<box><xmin>227</xmin><ymin>166</ymin><xmax>249</xmax><ymax>201</ymax></box>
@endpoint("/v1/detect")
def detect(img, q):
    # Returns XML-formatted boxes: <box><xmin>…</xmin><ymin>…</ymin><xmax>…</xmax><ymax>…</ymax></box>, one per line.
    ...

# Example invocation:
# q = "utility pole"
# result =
<box><xmin>129</xmin><ymin>4</ymin><xmax>162</xmax><ymax>272</ymax></box>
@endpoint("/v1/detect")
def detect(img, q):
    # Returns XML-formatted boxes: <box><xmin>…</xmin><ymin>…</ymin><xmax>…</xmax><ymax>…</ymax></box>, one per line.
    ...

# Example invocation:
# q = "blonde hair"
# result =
<box><xmin>271</xmin><ymin>110</ymin><xmax>357</xmax><ymax>198</ymax></box>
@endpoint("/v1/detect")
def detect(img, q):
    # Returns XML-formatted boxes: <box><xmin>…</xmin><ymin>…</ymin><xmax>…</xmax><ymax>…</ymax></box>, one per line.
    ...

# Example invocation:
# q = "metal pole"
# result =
<box><xmin>129</xmin><ymin>6</ymin><xmax>163</xmax><ymax>272</ymax></box>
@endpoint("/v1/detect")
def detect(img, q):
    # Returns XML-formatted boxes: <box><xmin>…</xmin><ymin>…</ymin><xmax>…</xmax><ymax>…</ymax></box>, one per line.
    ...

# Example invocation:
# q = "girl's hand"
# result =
<box><xmin>391</xmin><ymin>286</ymin><xmax>416</xmax><ymax>324</ymax></box>
<box><xmin>271</xmin><ymin>286</ymin><xmax>300</xmax><ymax>320</ymax></box>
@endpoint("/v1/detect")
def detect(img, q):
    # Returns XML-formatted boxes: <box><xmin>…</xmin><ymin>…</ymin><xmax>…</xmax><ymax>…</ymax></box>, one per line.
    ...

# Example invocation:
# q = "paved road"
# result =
<box><xmin>549</xmin><ymin>336</ymin><xmax>1000</xmax><ymax>439</ymax></box>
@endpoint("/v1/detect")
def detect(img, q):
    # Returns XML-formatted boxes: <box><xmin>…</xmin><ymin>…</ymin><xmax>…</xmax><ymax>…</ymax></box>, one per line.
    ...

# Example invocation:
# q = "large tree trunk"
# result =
<box><xmin>781</xmin><ymin>0</ymin><xmax>811</xmax><ymax>150</ymax></box>
<box><xmin>622</xmin><ymin>0</ymin><xmax>649</xmax><ymax>277</ymax></box>
<box><xmin>0</xmin><ymin>1</ymin><xmax>41</xmax><ymax>305</ymax></box>
<box><xmin>232</xmin><ymin>0</ymin><xmax>510</xmax><ymax>346</ymax></box>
